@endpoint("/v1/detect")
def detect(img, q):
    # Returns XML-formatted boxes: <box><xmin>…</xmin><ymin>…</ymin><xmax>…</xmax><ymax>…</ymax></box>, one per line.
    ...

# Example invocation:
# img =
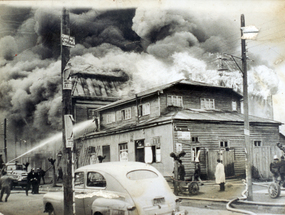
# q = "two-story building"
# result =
<box><xmin>74</xmin><ymin>79</ymin><xmax>282</xmax><ymax>180</ymax></box>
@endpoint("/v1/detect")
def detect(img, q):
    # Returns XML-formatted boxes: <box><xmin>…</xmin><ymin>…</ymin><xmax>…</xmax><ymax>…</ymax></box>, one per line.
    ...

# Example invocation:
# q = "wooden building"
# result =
<box><xmin>74</xmin><ymin>79</ymin><xmax>282</xmax><ymax>180</ymax></box>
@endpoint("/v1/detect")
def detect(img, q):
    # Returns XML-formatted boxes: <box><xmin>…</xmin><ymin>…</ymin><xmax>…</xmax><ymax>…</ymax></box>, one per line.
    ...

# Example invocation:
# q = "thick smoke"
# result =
<box><xmin>0</xmin><ymin>6</ymin><xmax>279</xmax><ymax>144</ymax></box>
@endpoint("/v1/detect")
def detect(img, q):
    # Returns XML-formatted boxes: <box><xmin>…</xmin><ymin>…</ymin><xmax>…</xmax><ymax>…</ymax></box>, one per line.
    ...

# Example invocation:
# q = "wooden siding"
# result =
<box><xmin>252</xmin><ymin>146</ymin><xmax>283</xmax><ymax>179</ymax></box>
<box><xmin>75</xmin><ymin>124</ymin><xmax>175</xmax><ymax>176</ymax></box>
<box><xmin>160</xmin><ymin>85</ymin><xmax>241</xmax><ymax>114</ymax></box>
<box><xmin>100</xmin><ymin>94</ymin><xmax>161</xmax><ymax>129</ymax></box>
<box><xmin>173</xmin><ymin>121</ymin><xmax>280</xmax><ymax>179</ymax></box>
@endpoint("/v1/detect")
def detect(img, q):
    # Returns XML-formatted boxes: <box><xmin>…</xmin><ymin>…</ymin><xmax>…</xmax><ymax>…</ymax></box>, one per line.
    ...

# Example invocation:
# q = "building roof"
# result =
<box><xmin>78</xmin><ymin>109</ymin><xmax>281</xmax><ymax>139</ymax></box>
<box><xmin>95</xmin><ymin>79</ymin><xmax>243</xmax><ymax>111</ymax></box>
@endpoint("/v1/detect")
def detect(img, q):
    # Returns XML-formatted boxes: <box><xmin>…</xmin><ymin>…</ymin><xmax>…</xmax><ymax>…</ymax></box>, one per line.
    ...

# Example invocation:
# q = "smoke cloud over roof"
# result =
<box><xmin>0</xmin><ymin>5</ymin><xmax>279</xmax><ymax>142</ymax></box>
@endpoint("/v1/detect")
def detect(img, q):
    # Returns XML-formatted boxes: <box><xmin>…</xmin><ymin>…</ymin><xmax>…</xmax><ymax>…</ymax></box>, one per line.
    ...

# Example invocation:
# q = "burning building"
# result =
<box><xmin>0</xmin><ymin>6</ymin><xmax>281</xmax><ymax>179</ymax></box>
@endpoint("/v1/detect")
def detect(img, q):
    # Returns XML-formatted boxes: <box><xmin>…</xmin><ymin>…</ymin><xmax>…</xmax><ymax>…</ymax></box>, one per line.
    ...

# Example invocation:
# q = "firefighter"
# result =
<box><xmin>0</xmin><ymin>171</ymin><xmax>14</xmax><ymax>202</ymax></box>
<box><xmin>270</xmin><ymin>155</ymin><xmax>280</xmax><ymax>182</ymax></box>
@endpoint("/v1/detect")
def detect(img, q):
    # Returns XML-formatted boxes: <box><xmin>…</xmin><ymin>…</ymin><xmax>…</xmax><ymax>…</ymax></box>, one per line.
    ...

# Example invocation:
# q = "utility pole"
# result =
<box><xmin>4</xmin><ymin>118</ymin><xmax>7</xmax><ymax>163</ymax></box>
<box><xmin>241</xmin><ymin>14</ymin><xmax>253</xmax><ymax>201</ymax></box>
<box><xmin>61</xmin><ymin>8</ymin><xmax>75</xmax><ymax>215</ymax></box>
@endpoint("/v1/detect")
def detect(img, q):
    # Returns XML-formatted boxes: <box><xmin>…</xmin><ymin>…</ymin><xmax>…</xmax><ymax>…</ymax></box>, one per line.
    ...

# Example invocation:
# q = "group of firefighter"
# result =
<box><xmin>270</xmin><ymin>154</ymin><xmax>285</xmax><ymax>186</ymax></box>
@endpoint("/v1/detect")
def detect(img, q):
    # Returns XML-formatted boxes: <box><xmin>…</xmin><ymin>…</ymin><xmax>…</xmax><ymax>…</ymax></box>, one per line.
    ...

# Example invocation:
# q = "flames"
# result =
<box><xmin>0</xmin><ymin>6</ymin><xmax>280</xmax><ymax>142</ymax></box>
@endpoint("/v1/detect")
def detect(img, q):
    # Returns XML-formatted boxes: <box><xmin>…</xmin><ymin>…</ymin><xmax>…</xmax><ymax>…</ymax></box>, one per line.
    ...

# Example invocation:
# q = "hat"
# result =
<box><xmin>274</xmin><ymin>155</ymin><xmax>279</xmax><ymax>160</ymax></box>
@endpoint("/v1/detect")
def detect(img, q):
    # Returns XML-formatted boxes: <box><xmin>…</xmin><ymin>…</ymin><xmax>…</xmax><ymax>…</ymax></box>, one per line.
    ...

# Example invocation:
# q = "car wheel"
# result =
<box><xmin>268</xmin><ymin>182</ymin><xmax>281</xmax><ymax>198</ymax></box>
<box><xmin>188</xmin><ymin>181</ymin><xmax>199</xmax><ymax>195</ymax></box>
<box><xmin>94</xmin><ymin>212</ymin><xmax>103</xmax><ymax>215</ymax></box>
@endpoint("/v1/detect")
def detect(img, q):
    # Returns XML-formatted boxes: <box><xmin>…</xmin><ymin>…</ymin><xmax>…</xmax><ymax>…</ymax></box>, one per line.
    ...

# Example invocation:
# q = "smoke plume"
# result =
<box><xmin>0</xmin><ymin>5</ymin><xmax>279</xmax><ymax>144</ymax></box>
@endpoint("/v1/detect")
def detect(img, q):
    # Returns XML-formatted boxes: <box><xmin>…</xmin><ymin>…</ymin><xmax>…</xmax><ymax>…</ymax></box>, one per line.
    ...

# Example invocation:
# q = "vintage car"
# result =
<box><xmin>6</xmin><ymin>163</ymin><xmax>28</xmax><ymax>189</ymax></box>
<box><xmin>43</xmin><ymin>162</ymin><xmax>186</xmax><ymax>215</ymax></box>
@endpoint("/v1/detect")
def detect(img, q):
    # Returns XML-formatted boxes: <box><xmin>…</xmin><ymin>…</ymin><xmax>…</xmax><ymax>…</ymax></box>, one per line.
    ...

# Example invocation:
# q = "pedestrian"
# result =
<box><xmin>215</xmin><ymin>159</ymin><xmax>225</xmax><ymax>191</ymax></box>
<box><xmin>0</xmin><ymin>171</ymin><xmax>14</xmax><ymax>202</ymax></box>
<box><xmin>57</xmin><ymin>166</ymin><xmax>63</xmax><ymax>182</ymax></box>
<box><xmin>38</xmin><ymin>167</ymin><xmax>46</xmax><ymax>184</ymax></box>
<box><xmin>194</xmin><ymin>162</ymin><xmax>204</xmax><ymax>185</ymax></box>
<box><xmin>27</xmin><ymin>168</ymin><xmax>39</xmax><ymax>195</ymax></box>
<box><xmin>278</xmin><ymin>156</ymin><xmax>285</xmax><ymax>187</ymax></box>
<box><xmin>177</xmin><ymin>160</ymin><xmax>185</xmax><ymax>181</ymax></box>
<box><xmin>270</xmin><ymin>155</ymin><xmax>280</xmax><ymax>182</ymax></box>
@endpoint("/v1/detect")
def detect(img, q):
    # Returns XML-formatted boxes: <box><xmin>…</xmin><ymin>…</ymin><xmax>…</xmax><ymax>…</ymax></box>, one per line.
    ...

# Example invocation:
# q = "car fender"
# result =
<box><xmin>91</xmin><ymin>198</ymin><xmax>135</xmax><ymax>214</ymax></box>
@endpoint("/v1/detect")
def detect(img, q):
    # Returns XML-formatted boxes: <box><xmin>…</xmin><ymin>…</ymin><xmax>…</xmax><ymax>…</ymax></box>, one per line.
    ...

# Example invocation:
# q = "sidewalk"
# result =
<box><xmin>171</xmin><ymin>178</ymin><xmax>285</xmax><ymax>214</ymax></box>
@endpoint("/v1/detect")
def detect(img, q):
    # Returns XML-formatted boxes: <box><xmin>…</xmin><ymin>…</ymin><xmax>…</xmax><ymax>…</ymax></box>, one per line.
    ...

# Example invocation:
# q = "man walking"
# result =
<box><xmin>215</xmin><ymin>159</ymin><xmax>225</xmax><ymax>191</ymax></box>
<box><xmin>0</xmin><ymin>172</ymin><xmax>14</xmax><ymax>202</ymax></box>
<box><xmin>270</xmin><ymin>155</ymin><xmax>280</xmax><ymax>182</ymax></box>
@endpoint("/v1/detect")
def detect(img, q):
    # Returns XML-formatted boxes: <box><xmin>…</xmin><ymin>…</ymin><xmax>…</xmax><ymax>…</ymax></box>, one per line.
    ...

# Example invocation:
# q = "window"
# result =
<box><xmin>138</xmin><ymin>103</ymin><xmax>150</xmax><ymax>117</ymax></box>
<box><xmin>74</xmin><ymin>172</ymin><xmax>84</xmax><ymax>188</ymax></box>
<box><xmin>119</xmin><ymin>143</ymin><xmax>128</xmax><ymax>161</ymax></box>
<box><xmin>254</xmin><ymin>141</ymin><xmax>262</xmax><ymax>147</ymax></box>
<box><xmin>192</xmin><ymin>136</ymin><xmax>199</xmax><ymax>143</ymax></box>
<box><xmin>87</xmin><ymin>172</ymin><xmax>106</xmax><ymax>187</ymax></box>
<box><xmin>201</xmin><ymin>98</ymin><xmax>215</xmax><ymax>109</ymax></box>
<box><xmin>232</xmin><ymin>101</ymin><xmax>237</xmax><ymax>111</ymax></box>
<box><xmin>121</xmin><ymin>108</ymin><xmax>131</xmax><ymax>120</ymax></box>
<box><xmin>127</xmin><ymin>170</ymin><xmax>158</xmax><ymax>180</ymax></box>
<box><xmin>220</xmin><ymin>141</ymin><xmax>228</xmax><ymax>148</ymax></box>
<box><xmin>106</xmin><ymin>112</ymin><xmax>115</xmax><ymax>124</ymax></box>
<box><xmin>167</xmin><ymin>95</ymin><xmax>183</xmax><ymax>107</ymax></box>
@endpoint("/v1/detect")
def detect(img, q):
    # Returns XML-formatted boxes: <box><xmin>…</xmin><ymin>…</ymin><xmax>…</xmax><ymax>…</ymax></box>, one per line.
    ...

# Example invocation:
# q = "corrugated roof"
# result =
<box><xmin>96</xmin><ymin>79</ymin><xmax>242</xmax><ymax>111</ymax></box>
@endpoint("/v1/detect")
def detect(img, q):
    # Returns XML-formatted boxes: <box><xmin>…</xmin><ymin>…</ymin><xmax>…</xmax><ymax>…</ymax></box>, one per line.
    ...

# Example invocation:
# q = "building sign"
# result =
<box><xmin>64</xmin><ymin>115</ymin><xmax>74</xmax><ymax>148</ymax></box>
<box><xmin>63</xmin><ymin>79</ymin><xmax>72</xmax><ymax>90</ymax></box>
<box><xmin>177</xmin><ymin>131</ymin><xmax>191</xmax><ymax>140</ymax></box>
<box><xmin>176</xmin><ymin>143</ymin><xmax>183</xmax><ymax>153</ymax></box>
<box><xmin>61</xmin><ymin>34</ymin><xmax>75</xmax><ymax>47</ymax></box>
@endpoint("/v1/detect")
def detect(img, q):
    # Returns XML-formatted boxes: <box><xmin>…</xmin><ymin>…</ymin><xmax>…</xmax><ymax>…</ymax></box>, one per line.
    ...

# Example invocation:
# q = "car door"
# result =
<box><xmin>74</xmin><ymin>171</ymin><xmax>86</xmax><ymax>215</ymax></box>
<box><xmin>83</xmin><ymin>171</ymin><xmax>107</xmax><ymax>214</ymax></box>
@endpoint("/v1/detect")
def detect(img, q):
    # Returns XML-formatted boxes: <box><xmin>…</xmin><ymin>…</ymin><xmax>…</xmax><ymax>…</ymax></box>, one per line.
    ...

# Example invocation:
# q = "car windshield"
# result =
<box><xmin>126</xmin><ymin>170</ymin><xmax>158</xmax><ymax>180</ymax></box>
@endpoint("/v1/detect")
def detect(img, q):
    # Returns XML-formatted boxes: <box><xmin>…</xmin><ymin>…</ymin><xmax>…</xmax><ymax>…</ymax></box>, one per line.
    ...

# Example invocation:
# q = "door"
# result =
<box><xmin>135</xmin><ymin>139</ymin><xmax>145</xmax><ymax>162</ymax></box>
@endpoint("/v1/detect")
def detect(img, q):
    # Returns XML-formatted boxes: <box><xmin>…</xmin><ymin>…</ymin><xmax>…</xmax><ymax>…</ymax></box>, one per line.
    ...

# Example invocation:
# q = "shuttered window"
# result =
<box><xmin>201</xmin><ymin>98</ymin><xmax>215</xmax><ymax>109</ymax></box>
<box><xmin>167</xmin><ymin>95</ymin><xmax>183</xmax><ymax>107</ymax></box>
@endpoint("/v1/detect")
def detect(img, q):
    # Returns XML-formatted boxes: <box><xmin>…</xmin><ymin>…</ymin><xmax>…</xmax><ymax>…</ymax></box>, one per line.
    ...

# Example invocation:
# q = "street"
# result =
<box><xmin>0</xmin><ymin>180</ymin><xmax>285</xmax><ymax>215</ymax></box>
<box><xmin>0</xmin><ymin>189</ymin><xmax>45</xmax><ymax>215</ymax></box>
<box><xmin>0</xmin><ymin>188</ymin><xmax>239</xmax><ymax>215</ymax></box>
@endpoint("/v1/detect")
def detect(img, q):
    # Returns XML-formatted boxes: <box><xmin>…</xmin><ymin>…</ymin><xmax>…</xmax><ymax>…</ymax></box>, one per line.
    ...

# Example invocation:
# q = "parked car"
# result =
<box><xmin>43</xmin><ymin>162</ymin><xmax>186</xmax><ymax>215</ymax></box>
<box><xmin>6</xmin><ymin>163</ymin><xmax>28</xmax><ymax>189</ymax></box>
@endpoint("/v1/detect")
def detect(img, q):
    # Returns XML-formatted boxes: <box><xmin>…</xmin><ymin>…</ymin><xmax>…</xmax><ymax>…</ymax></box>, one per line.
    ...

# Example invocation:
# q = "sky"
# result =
<box><xmin>0</xmin><ymin>0</ymin><xmax>284</xmax><ymax>156</ymax></box>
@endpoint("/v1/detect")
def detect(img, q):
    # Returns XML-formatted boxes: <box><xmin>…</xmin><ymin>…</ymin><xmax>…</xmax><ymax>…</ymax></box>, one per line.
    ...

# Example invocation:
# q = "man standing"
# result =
<box><xmin>38</xmin><ymin>167</ymin><xmax>46</xmax><ymax>184</ymax></box>
<box><xmin>279</xmin><ymin>156</ymin><xmax>285</xmax><ymax>187</ymax></box>
<box><xmin>26</xmin><ymin>168</ymin><xmax>39</xmax><ymax>195</ymax></box>
<box><xmin>0</xmin><ymin>172</ymin><xmax>14</xmax><ymax>202</ymax></box>
<box><xmin>270</xmin><ymin>155</ymin><xmax>280</xmax><ymax>182</ymax></box>
<box><xmin>57</xmin><ymin>166</ymin><xmax>63</xmax><ymax>182</ymax></box>
<box><xmin>177</xmin><ymin>160</ymin><xmax>185</xmax><ymax>181</ymax></box>
<box><xmin>215</xmin><ymin>159</ymin><xmax>225</xmax><ymax>191</ymax></box>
